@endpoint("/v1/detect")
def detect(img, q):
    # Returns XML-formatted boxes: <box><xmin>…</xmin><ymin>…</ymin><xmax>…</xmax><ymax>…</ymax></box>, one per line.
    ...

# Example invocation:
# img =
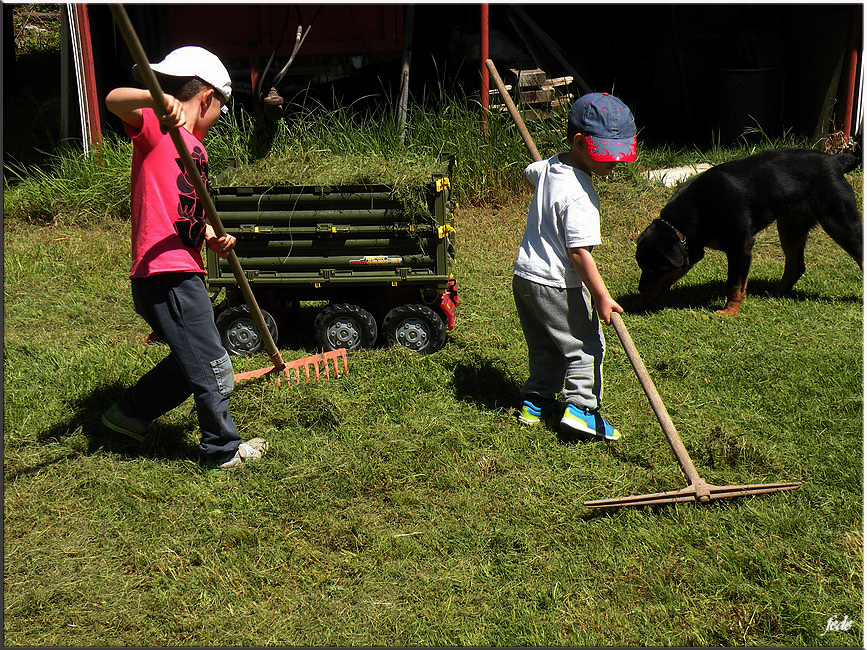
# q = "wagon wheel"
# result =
<box><xmin>382</xmin><ymin>303</ymin><xmax>446</xmax><ymax>354</ymax></box>
<box><xmin>313</xmin><ymin>303</ymin><xmax>378</xmax><ymax>352</ymax></box>
<box><xmin>215</xmin><ymin>304</ymin><xmax>279</xmax><ymax>356</ymax></box>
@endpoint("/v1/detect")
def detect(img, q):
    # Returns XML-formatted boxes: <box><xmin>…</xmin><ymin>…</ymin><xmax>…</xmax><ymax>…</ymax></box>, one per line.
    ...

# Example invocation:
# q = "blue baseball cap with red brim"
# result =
<box><xmin>569</xmin><ymin>93</ymin><xmax>637</xmax><ymax>162</ymax></box>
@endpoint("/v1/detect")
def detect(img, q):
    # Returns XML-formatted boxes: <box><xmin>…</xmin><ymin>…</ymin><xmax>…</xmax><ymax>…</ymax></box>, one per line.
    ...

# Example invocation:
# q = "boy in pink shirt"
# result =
<box><xmin>103</xmin><ymin>46</ymin><xmax>267</xmax><ymax>470</ymax></box>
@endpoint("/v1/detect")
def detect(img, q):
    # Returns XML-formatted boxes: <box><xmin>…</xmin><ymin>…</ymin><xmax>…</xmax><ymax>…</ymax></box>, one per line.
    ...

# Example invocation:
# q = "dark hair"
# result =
<box><xmin>156</xmin><ymin>75</ymin><xmax>211</xmax><ymax>102</ymax></box>
<box><xmin>567</xmin><ymin>121</ymin><xmax>586</xmax><ymax>148</ymax></box>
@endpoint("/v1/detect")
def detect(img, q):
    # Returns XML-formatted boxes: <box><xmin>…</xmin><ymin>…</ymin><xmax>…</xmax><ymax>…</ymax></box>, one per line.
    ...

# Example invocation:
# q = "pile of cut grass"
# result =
<box><xmin>221</xmin><ymin>149</ymin><xmax>446</xmax><ymax>189</ymax></box>
<box><xmin>220</xmin><ymin>149</ymin><xmax>449</xmax><ymax>219</ymax></box>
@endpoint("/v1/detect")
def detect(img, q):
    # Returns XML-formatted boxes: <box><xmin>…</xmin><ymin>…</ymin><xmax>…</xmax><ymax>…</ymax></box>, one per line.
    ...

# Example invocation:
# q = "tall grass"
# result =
<box><xmin>4</xmin><ymin>88</ymin><xmax>822</xmax><ymax>228</ymax></box>
<box><xmin>4</xmin><ymin>91</ymin><xmax>535</xmax><ymax>225</ymax></box>
<box><xmin>3</xmin><ymin>139</ymin><xmax>133</xmax><ymax>226</ymax></box>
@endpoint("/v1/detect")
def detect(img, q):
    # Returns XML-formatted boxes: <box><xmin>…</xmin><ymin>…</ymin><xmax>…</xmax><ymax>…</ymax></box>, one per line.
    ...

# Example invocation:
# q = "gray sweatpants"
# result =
<box><xmin>512</xmin><ymin>274</ymin><xmax>605</xmax><ymax>411</ymax></box>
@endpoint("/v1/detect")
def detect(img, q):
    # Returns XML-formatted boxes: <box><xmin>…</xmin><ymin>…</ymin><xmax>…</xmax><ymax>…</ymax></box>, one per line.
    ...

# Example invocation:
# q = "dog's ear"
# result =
<box><xmin>659</xmin><ymin>231</ymin><xmax>688</xmax><ymax>268</ymax></box>
<box><xmin>637</xmin><ymin>221</ymin><xmax>689</xmax><ymax>269</ymax></box>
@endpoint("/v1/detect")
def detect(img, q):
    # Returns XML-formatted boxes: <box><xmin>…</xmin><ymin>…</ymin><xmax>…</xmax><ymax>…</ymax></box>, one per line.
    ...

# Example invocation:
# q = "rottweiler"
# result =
<box><xmin>635</xmin><ymin>148</ymin><xmax>863</xmax><ymax>315</ymax></box>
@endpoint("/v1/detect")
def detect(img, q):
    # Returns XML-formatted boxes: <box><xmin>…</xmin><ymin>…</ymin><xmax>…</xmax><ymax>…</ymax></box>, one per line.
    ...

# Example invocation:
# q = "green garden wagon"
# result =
<box><xmin>206</xmin><ymin>154</ymin><xmax>458</xmax><ymax>355</ymax></box>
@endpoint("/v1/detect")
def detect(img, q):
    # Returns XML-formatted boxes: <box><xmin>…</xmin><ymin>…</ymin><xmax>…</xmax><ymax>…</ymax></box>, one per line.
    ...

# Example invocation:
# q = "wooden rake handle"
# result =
<box><xmin>609</xmin><ymin>312</ymin><xmax>703</xmax><ymax>486</ymax></box>
<box><xmin>485</xmin><ymin>57</ymin><xmax>703</xmax><ymax>486</ymax></box>
<box><xmin>109</xmin><ymin>4</ymin><xmax>285</xmax><ymax>372</ymax></box>
<box><xmin>485</xmin><ymin>59</ymin><xmax>541</xmax><ymax>162</ymax></box>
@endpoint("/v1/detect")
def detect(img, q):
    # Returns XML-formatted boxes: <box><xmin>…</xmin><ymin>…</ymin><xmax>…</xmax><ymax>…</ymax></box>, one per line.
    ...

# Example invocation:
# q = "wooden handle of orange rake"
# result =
<box><xmin>109</xmin><ymin>4</ymin><xmax>285</xmax><ymax>372</ymax></box>
<box><xmin>491</xmin><ymin>58</ymin><xmax>704</xmax><ymax>487</ymax></box>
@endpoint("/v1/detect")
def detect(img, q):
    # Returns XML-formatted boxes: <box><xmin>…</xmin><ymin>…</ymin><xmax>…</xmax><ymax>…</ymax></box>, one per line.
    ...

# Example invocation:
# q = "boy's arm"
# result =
<box><xmin>204</xmin><ymin>224</ymin><xmax>236</xmax><ymax>259</ymax></box>
<box><xmin>108</xmin><ymin>88</ymin><xmax>234</xmax><ymax>257</ymax></box>
<box><xmin>568</xmin><ymin>246</ymin><xmax>623</xmax><ymax>325</ymax></box>
<box><xmin>105</xmin><ymin>87</ymin><xmax>186</xmax><ymax>130</ymax></box>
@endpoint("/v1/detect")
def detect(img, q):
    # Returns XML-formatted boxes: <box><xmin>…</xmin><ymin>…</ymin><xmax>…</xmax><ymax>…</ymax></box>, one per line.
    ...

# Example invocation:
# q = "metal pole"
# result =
<box><xmin>65</xmin><ymin>4</ymin><xmax>90</xmax><ymax>154</ymax></box>
<box><xmin>398</xmin><ymin>4</ymin><xmax>414</xmax><ymax>144</ymax></box>
<box><xmin>842</xmin><ymin>5</ymin><xmax>861</xmax><ymax>144</ymax></box>
<box><xmin>73</xmin><ymin>3</ymin><xmax>103</xmax><ymax>153</ymax></box>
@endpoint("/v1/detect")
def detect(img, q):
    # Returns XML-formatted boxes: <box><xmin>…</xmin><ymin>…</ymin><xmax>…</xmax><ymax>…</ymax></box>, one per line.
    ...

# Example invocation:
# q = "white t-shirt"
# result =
<box><xmin>513</xmin><ymin>154</ymin><xmax>602</xmax><ymax>288</ymax></box>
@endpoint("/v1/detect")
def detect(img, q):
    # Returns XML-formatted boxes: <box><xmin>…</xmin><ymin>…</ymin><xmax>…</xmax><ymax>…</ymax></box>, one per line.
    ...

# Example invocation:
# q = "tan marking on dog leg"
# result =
<box><xmin>715</xmin><ymin>282</ymin><xmax>748</xmax><ymax>315</ymax></box>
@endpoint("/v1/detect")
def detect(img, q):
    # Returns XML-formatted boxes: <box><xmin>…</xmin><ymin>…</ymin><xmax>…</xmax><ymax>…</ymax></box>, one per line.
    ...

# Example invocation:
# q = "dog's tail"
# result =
<box><xmin>836</xmin><ymin>152</ymin><xmax>861</xmax><ymax>174</ymax></box>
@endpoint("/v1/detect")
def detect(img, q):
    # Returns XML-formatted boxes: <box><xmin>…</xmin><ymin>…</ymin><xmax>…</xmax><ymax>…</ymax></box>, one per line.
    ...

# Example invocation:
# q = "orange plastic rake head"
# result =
<box><xmin>234</xmin><ymin>348</ymin><xmax>348</xmax><ymax>387</ymax></box>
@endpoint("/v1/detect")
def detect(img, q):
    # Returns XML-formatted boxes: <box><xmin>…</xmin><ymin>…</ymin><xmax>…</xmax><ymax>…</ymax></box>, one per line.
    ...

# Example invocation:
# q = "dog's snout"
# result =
<box><xmin>639</xmin><ymin>268</ymin><xmax>686</xmax><ymax>297</ymax></box>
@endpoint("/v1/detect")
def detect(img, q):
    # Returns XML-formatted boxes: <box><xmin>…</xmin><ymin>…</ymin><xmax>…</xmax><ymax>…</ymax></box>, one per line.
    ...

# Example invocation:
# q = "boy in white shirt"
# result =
<box><xmin>513</xmin><ymin>93</ymin><xmax>636</xmax><ymax>440</ymax></box>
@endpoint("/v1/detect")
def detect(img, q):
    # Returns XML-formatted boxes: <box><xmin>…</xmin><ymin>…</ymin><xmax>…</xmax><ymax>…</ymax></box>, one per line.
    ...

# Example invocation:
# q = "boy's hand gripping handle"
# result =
<box><xmin>109</xmin><ymin>4</ymin><xmax>285</xmax><ymax>372</ymax></box>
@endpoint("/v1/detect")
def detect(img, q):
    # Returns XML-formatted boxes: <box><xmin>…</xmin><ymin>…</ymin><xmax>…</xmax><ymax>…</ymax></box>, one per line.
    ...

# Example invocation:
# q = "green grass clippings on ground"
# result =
<box><xmin>3</xmin><ymin>96</ymin><xmax>863</xmax><ymax>647</ymax></box>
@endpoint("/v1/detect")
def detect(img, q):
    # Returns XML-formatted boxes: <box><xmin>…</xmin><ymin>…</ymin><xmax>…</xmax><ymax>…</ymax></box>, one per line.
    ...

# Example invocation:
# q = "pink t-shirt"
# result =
<box><xmin>126</xmin><ymin>108</ymin><xmax>211</xmax><ymax>278</ymax></box>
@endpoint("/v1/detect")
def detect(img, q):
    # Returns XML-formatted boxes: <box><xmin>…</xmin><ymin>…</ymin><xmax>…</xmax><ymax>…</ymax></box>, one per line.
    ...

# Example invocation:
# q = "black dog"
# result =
<box><xmin>635</xmin><ymin>148</ymin><xmax>863</xmax><ymax>314</ymax></box>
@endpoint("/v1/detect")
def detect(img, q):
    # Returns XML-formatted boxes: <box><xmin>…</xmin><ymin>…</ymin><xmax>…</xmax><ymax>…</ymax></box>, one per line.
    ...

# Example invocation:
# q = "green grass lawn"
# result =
<box><xmin>4</xmin><ymin>136</ymin><xmax>863</xmax><ymax>645</ymax></box>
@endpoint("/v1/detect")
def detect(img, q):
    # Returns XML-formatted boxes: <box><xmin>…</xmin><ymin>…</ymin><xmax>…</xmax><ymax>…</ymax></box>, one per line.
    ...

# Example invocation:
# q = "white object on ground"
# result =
<box><xmin>642</xmin><ymin>163</ymin><xmax>712</xmax><ymax>187</ymax></box>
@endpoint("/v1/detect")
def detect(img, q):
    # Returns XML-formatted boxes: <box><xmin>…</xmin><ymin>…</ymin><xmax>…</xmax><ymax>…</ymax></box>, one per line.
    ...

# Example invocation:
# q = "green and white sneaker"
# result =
<box><xmin>101</xmin><ymin>403</ymin><xmax>153</xmax><ymax>442</ymax></box>
<box><xmin>210</xmin><ymin>437</ymin><xmax>269</xmax><ymax>471</ymax></box>
<box><xmin>518</xmin><ymin>398</ymin><xmax>559</xmax><ymax>426</ymax></box>
<box><xmin>560</xmin><ymin>404</ymin><xmax>621</xmax><ymax>441</ymax></box>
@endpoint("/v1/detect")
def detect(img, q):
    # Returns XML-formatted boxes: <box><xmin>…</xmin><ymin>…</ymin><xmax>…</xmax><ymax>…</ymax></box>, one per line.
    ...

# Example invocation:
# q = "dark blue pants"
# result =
<box><xmin>118</xmin><ymin>273</ymin><xmax>241</xmax><ymax>463</ymax></box>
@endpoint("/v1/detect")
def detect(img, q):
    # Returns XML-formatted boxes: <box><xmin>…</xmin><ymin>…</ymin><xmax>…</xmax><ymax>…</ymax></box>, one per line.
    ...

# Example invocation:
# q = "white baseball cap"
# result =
<box><xmin>134</xmin><ymin>46</ymin><xmax>232</xmax><ymax>111</ymax></box>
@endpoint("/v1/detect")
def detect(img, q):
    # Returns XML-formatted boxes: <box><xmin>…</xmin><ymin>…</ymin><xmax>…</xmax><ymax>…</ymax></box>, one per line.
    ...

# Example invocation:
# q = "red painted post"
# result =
<box><xmin>480</xmin><ymin>3</ymin><xmax>489</xmax><ymax>132</ymax></box>
<box><xmin>74</xmin><ymin>3</ymin><xmax>102</xmax><ymax>153</ymax></box>
<box><xmin>841</xmin><ymin>6</ymin><xmax>861</xmax><ymax>144</ymax></box>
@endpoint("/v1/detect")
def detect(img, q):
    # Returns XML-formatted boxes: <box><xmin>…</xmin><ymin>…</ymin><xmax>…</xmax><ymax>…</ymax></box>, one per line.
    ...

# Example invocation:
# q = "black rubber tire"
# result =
<box><xmin>382</xmin><ymin>303</ymin><xmax>447</xmax><ymax>354</ymax></box>
<box><xmin>313</xmin><ymin>303</ymin><xmax>378</xmax><ymax>351</ymax></box>
<box><xmin>215</xmin><ymin>304</ymin><xmax>279</xmax><ymax>356</ymax></box>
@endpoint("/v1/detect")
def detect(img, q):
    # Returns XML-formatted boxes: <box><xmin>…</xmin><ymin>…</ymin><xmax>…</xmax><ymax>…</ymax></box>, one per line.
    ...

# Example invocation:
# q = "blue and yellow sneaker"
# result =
<box><xmin>560</xmin><ymin>404</ymin><xmax>621</xmax><ymax>441</ymax></box>
<box><xmin>518</xmin><ymin>398</ymin><xmax>559</xmax><ymax>426</ymax></box>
